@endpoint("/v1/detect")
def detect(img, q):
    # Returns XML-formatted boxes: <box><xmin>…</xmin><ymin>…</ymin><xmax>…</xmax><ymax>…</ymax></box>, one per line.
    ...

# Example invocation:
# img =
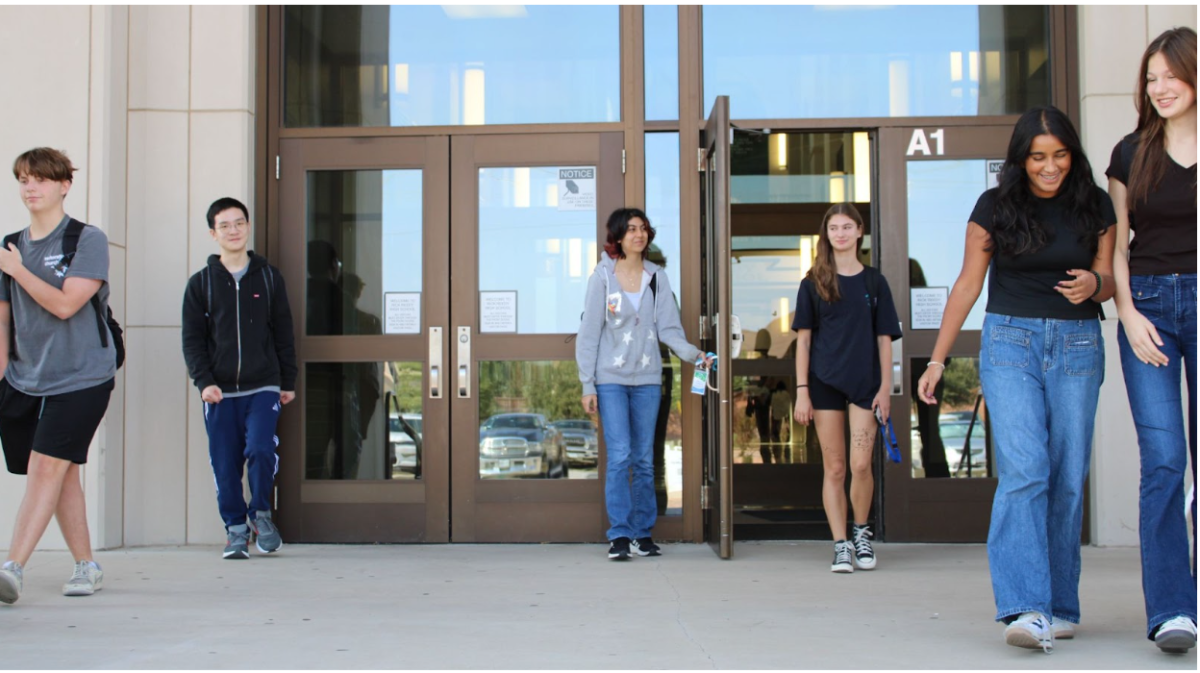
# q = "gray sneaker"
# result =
<box><xmin>224</xmin><ymin>524</ymin><xmax>250</xmax><ymax>560</ymax></box>
<box><xmin>251</xmin><ymin>511</ymin><xmax>282</xmax><ymax>554</ymax></box>
<box><xmin>0</xmin><ymin>561</ymin><xmax>23</xmax><ymax>604</ymax></box>
<box><xmin>63</xmin><ymin>560</ymin><xmax>103</xmax><ymax>597</ymax></box>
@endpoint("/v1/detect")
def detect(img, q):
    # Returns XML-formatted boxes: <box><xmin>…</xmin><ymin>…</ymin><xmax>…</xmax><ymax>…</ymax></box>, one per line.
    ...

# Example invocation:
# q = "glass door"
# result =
<box><xmin>700</xmin><ymin>97</ymin><xmax>734</xmax><ymax>558</ymax></box>
<box><xmin>448</xmin><ymin>132</ymin><xmax>624</xmax><ymax>542</ymax></box>
<box><xmin>276</xmin><ymin>136</ymin><xmax>451</xmax><ymax>542</ymax></box>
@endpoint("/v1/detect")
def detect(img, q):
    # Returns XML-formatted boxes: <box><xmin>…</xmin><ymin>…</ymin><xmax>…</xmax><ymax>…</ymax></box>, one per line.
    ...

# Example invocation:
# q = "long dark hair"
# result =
<box><xmin>989</xmin><ymin>106</ymin><xmax>1102</xmax><ymax>257</ymax></box>
<box><xmin>807</xmin><ymin>203</ymin><xmax>864</xmax><ymax>303</ymax></box>
<box><xmin>1129</xmin><ymin>27</ymin><xmax>1197</xmax><ymax>205</ymax></box>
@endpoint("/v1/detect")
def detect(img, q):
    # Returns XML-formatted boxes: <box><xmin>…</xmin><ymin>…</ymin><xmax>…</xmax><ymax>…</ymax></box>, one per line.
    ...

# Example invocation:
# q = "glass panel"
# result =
<box><xmin>306</xmin><ymin>170</ymin><xmax>422</xmax><ymax>336</ymax></box>
<box><xmin>735</xmin><ymin>374</ymin><xmax>821</xmax><ymax>465</ymax></box>
<box><xmin>478</xmin><ymin>361</ymin><xmax>584</xmax><ymax>480</ymax></box>
<box><xmin>478</xmin><ymin>166</ymin><xmax>595</xmax><ymax>334</ymax></box>
<box><xmin>644</xmin><ymin>5</ymin><xmax>679</xmax><ymax>121</ymax></box>
<box><xmin>645</xmin><ymin>133</ymin><xmax>682</xmax><ymax>305</ymax></box>
<box><xmin>909</xmin><ymin>357</ymin><xmax>992</xmax><ymax>479</ymax></box>
<box><xmin>906</xmin><ymin>160</ymin><xmax>989</xmax><ymax>331</ymax></box>
<box><xmin>305</xmin><ymin>361</ymin><xmax>423</xmax><ymax>480</ymax></box>
<box><xmin>656</xmin><ymin>355</ymin><xmax>684</xmax><ymax>516</ymax></box>
<box><xmin>284</xmin><ymin>6</ymin><xmax>620</xmax><ymax>127</ymax></box>
<box><xmin>703</xmin><ymin>6</ymin><xmax>1049</xmax><ymax>119</ymax></box>
<box><xmin>731</xmin><ymin>131</ymin><xmax>872</xmax><ymax>205</ymax></box>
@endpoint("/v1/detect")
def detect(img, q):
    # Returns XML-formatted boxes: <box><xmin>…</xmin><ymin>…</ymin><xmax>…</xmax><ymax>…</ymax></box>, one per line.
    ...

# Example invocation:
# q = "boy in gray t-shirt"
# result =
<box><xmin>0</xmin><ymin>148</ymin><xmax>115</xmax><ymax>605</ymax></box>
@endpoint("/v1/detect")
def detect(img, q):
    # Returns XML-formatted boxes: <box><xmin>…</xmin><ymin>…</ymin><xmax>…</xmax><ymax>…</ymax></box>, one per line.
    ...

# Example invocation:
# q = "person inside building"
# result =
<box><xmin>917</xmin><ymin>106</ymin><xmax>1116</xmax><ymax>652</ymax></box>
<box><xmin>1105</xmin><ymin>26</ymin><xmax>1197</xmax><ymax>655</ymax></box>
<box><xmin>791</xmin><ymin>203</ymin><xmax>901</xmax><ymax>575</ymax></box>
<box><xmin>181</xmin><ymin>197</ymin><xmax>297</xmax><ymax>560</ymax></box>
<box><xmin>576</xmin><ymin>207</ymin><xmax>709</xmax><ymax>561</ymax></box>
<box><xmin>0</xmin><ymin>147</ymin><xmax>117</xmax><ymax>604</ymax></box>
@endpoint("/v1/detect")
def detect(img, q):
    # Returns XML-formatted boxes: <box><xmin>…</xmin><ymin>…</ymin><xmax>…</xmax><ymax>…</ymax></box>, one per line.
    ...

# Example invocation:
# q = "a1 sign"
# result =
<box><xmin>906</xmin><ymin>129</ymin><xmax>945</xmax><ymax>156</ymax></box>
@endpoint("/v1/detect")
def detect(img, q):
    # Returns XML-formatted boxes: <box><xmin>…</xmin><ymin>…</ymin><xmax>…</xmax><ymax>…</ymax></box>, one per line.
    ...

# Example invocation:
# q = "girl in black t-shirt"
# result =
<box><xmin>917</xmin><ymin>106</ymin><xmax>1116</xmax><ymax>653</ymax></box>
<box><xmin>791</xmin><ymin>203</ymin><xmax>901</xmax><ymax>574</ymax></box>
<box><xmin>1105</xmin><ymin>27</ymin><xmax>1197</xmax><ymax>655</ymax></box>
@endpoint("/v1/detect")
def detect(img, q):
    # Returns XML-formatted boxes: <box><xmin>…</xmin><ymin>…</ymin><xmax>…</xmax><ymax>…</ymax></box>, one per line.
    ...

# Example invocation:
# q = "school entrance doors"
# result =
<box><xmin>274</xmin><ymin>133</ymin><xmax>624</xmax><ymax>542</ymax></box>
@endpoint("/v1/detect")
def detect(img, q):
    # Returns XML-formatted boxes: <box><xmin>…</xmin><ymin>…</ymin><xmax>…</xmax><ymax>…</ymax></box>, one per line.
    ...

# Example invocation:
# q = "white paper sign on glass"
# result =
<box><xmin>384</xmin><ymin>292</ymin><xmax>421</xmax><ymax>334</ymax></box>
<box><xmin>557</xmin><ymin>167</ymin><xmax>596</xmax><ymax>212</ymax></box>
<box><xmin>911</xmin><ymin>287</ymin><xmax>949</xmax><ymax>330</ymax></box>
<box><xmin>480</xmin><ymin>291</ymin><xmax>518</xmax><ymax>333</ymax></box>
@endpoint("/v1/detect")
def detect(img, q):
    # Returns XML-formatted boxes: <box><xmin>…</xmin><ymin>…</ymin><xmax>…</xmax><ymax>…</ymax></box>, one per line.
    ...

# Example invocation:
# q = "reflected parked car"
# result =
<box><xmin>390</xmin><ymin>413</ymin><xmax>423</xmax><ymax>476</ymax></box>
<box><xmin>549</xmin><ymin>419</ymin><xmax>598</xmax><ymax>467</ymax></box>
<box><xmin>941</xmin><ymin>420</ymin><xmax>986</xmax><ymax>473</ymax></box>
<box><xmin>478</xmin><ymin>413</ymin><xmax>569</xmax><ymax>479</ymax></box>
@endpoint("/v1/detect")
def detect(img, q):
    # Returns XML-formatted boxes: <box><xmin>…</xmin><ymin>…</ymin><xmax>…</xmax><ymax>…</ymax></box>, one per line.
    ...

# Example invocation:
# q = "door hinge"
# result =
<box><xmin>275</xmin><ymin>155</ymin><xmax>280</xmax><ymax>181</ymax></box>
<box><xmin>621</xmin><ymin>149</ymin><xmax>626</xmax><ymax>175</ymax></box>
<box><xmin>697</xmin><ymin>147</ymin><xmax>706</xmax><ymax>172</ymax></box>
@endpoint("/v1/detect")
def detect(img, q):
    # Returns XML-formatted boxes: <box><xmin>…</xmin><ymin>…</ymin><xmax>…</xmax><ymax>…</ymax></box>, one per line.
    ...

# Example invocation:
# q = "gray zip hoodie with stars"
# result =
<box><xmin>575</xmin><ymin>256</ymin><xmax>702</xmax><ymax>396</ymax></box>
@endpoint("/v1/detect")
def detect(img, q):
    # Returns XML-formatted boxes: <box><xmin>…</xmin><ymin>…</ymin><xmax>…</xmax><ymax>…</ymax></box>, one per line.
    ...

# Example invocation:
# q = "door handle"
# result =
<box><xmin>429</xmin><ymin>327</ymin><xmax>443</xmax><ymax>399</ymax></box>
<box><xmin>457</xmin><ymin>326</ymin><xmax>471</xmax><ymax>398</ymax></box>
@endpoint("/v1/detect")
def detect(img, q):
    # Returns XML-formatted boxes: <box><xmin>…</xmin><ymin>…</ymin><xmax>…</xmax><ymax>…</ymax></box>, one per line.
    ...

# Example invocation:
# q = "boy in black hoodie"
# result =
<box><xmin>182</xmin><ymin>197</ymin><xmax>297</xmax><ymax>559</ymax></box>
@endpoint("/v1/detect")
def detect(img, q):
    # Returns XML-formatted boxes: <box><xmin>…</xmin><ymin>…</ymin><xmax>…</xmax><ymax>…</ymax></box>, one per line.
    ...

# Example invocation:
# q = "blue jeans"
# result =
<box><xmin>979</xmin><ymin>313</ymin><xmax>1103</xmax><ymax>624</ymax></box>
<box><xmin>597</xmin><ymin>384</ymin><xmax>662</xmax><ymax>541</ymax></box>
<box><xmin>203</xmin><ymin>391</ymin><xmax>282</xmax><ymax>529</ymax></box>
<box><xmin>1118</xmin><ymin>274</ymin><xmax>1197</xmax><ymax>638</ymax></box>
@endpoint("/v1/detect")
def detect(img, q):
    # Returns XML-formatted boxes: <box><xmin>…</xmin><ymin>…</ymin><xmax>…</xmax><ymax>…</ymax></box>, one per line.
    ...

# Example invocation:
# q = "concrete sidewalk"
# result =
<box><xmin>1</xmin><ymin>542</ymin><xmax>1194</xmax><ymax>670</ymax></box>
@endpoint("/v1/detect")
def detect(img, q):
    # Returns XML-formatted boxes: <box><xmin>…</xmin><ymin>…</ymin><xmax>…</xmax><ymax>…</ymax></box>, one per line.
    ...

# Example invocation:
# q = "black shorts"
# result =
<box><xmin>0</xmin><ymin>378</ymin><xmax>114</xmax><ymax>475</ymax></box>
<box><xmin>808</xmin><ymin>373</ymin><xmax>875</xmax><ymax>412</ymax></box>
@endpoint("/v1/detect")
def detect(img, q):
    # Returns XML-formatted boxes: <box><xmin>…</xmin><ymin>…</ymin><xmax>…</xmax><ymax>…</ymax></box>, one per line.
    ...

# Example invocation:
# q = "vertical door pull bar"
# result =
<box><xmin>429</xmin><ymin>326</ymin><xmax>443</xmax><ymax>399</ymax></box>
<box><xmin>457</xmin><ymin>326</ymin><xmax>471</xmax><ymax>398</ymax></box>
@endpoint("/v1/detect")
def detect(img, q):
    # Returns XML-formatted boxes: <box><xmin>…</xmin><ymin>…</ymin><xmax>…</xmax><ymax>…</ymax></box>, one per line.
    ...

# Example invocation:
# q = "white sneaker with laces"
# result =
<box><xmin>1155</xmin><ymin>616</ymin><xmax>1197</xmax><ymax>654</ymax></box>
<box><xmin>1051</xmin><ymin>617</ymin><xmax>1075</xmax><ymax>640</ymax></box>
<box><xmin>63</xmin><ymin>560</ymin><xmax>103</xmax><ymax>597</ymax></box>
<box><xmin>1004</xmin><ymin>612</ymin><xmax>1053</xmax><ymax>652</ymax></box>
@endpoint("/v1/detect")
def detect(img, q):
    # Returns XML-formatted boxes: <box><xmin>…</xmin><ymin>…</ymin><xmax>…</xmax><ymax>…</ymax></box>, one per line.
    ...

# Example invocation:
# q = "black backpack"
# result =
<box><xmin>3</xmin><ymin>219</ymin><xmax>125</xmax><ymax>369</ymax></box>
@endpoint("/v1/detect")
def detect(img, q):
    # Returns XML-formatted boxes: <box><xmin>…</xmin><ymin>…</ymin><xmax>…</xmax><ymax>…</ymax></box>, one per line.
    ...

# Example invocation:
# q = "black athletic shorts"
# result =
<box><xmin>0</xmin><ymin>378</ymin><xmax>114</xmax><ymax>475</ymax></box>
<box><xmin>808</xmin><ymin>373</ymin><xmax>875</xmax><ymax>412</ymax></box>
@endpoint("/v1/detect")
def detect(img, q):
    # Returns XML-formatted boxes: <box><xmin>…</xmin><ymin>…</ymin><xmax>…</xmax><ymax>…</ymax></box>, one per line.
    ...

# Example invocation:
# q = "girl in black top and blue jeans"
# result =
<box><xmin>792</xmin><ymin>203</ymin><xmax>901</xmax><ymax>574</ymax></box>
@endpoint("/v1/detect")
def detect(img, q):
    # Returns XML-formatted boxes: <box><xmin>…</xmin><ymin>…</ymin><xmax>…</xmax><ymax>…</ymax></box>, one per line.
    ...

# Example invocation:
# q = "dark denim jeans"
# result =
<box><xmin>979</xmin><ymin>313</ymin><xmax>1103</xmax><ymax>624</ymax></box>
<box><xmin>1118</xmin><ymin>273</ymin><xmax>1198</xmax><ymax>638</ymax></box>
<box><xmin>597</xmin><ymin>384</ymin><xmax>661</xmax><ymax>541</ymax></box>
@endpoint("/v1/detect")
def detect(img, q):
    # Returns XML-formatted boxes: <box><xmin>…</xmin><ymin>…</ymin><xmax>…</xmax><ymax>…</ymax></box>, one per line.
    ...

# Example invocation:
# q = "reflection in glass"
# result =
<box><xmin>732</xmin><ymin>131</ymin><xmax>871</xmax><ymax>205</ymax></box>
<box><xmin>284</xmin><ymin>6</ymin><xmax>619</xmax><ymax>127</ymax></box>
<box><xmin>910</xmin><ymin>357</ymin><xmax>991</xmax><ymax>479</ymax></box>
<box><xmin>305</xmin><ymin>361</ymin><xmax>423</xmax><ymax>480</ymax></box>
<box><xmin>644</xmin><ymin>5</ymin><xmax>679</xmax><ymax>121</ymax></box>
<box><xmin>703</xmin><ymin>5</ymin><xmax>1049</xmax><ymax>119</ymax></box>
<box><xmin>306</xmin><ymin>170</ymin><xmax>422</xmax><ymax>336</ymax></box>
<box><xmin>478</xmin><ymin>167</ymin><xmax>595</xmax><ymax>334</ymax></box>
<box><xmin>734</xmin><ymin>375</ymin><xmax>822</xmax><ymax>465</ymax></box>
<box><xmin>654</xmin><ymin>355</ymin><xmax>684</xmax><ymax>516</ymax></box>
<box><xmin>477</xmin><ymin>361</ymin><xmax>583</xmax><ymax>480</ymax></box>
<box><xmin>645</xmin><ymin>133</ymin><xmax>682</xmax><ymax>305</ymax></box>
<box><xmin>907</xmin><ymin>160</ymin><xmax>989</xmax><ymax>330</ymax></box>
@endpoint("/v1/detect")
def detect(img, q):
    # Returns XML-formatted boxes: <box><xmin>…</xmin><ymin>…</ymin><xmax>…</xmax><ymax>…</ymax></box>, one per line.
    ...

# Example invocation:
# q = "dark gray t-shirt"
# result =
<box><xmin>0</xmin><ymin>215</ymin><xmax>116</xmax><ymax>395</ymax></box>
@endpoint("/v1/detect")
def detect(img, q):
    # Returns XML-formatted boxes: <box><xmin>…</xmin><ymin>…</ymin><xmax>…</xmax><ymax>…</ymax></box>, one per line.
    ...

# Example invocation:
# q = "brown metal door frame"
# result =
<box><xmin>448</xmin><ymin>132</ymin><xmax>625</xmax><ymax>542</ymax></box>
<box><xmin>276</xmin><ymin>135</ymin><xmax>451</xmax><ymax>542</ymax></box>
<box><xmin>877</xmin><ymin>124</ymin><xmax>1014</xmax><ymax>543</ymax></box>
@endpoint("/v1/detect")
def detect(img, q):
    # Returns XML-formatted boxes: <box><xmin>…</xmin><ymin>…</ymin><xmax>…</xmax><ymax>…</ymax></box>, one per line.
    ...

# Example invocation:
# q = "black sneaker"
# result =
<box><xmin>631</xmin><ymin>537</ymin><xmax>662</xmax><ymax>557</ymax></box>
<box><xmin>851</xmin><ymin>524</ymin><xmax>876</xmax><ymax>570</ymax></box>
<box><xmin>831</xmin><ymin>539</ymin><xmax>854</xmax><ymax>573</ymax></box>
<box><xmin>607</xmin><ymin>537</ymin><xmax>631</xmax><ymax>560</ymax></box>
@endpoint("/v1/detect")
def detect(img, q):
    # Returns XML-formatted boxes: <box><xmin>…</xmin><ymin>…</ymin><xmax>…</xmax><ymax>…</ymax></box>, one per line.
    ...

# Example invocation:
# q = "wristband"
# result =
<box><xmin>927</xmin><ymin>361</ymin><xmax>946</xmax><ymax>370</ymax></box>
<box><xmin>796</xmin><ymin>384</ymin><xmax>808</xmax><ymax>389</ymax></box>
<box><xmin>1088</xmin><ymin>270</ymin><xmax>1102</xmax><ymax>299</ymax></box>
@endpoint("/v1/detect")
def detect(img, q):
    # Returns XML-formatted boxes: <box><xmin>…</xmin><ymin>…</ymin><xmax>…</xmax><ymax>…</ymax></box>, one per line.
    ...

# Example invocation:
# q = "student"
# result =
<box><xmin>0</xmin><ymin>148</ymin><xmax>116</xmax><ymax>604</ymax></box>
<box><xmin>576</xmin><ymin>207</ymin><xmax>708</xmax><ymax>561</ymax></box>
<box><xmin>917</xmin><ymin>106</ymin><xmax>1116</xmax><ymax>652</ymax></box>
<box><xmin>1106</xmin><ymin>27</ymin><xmax>1197</xmax><ymax>655</ymax></box>
<box><xmin>182</xmin><ymin>197</ymin><xmax>297</xmax><ymax>560</ymax></box>
<box><xmin>791</xmin><ymin>203</ymin><xmax>901</xmax><ymax>574</ymax></box>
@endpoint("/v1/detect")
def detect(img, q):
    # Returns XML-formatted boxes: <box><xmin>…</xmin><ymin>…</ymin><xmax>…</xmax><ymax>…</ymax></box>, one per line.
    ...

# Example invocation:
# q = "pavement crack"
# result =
<box><xmin>655</xmin><ymin>561</ymin><xmax>717</xmax><ymax>669</ymax></box>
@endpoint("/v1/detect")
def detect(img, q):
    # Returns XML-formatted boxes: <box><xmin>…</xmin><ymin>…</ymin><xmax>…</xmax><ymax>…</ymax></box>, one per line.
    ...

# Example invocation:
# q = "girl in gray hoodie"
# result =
<box><xmin>576</xmin><ymin>208</ymin><xmax>708</xmax><ymax>560</ymax></box>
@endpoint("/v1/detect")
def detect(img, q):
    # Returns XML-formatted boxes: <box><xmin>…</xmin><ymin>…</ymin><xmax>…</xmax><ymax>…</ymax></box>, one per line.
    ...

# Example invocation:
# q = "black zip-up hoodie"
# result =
<box><xmin>182</xmin><ymin>252</ymin><xmax>297</xmax><ymax>394</ymax></box>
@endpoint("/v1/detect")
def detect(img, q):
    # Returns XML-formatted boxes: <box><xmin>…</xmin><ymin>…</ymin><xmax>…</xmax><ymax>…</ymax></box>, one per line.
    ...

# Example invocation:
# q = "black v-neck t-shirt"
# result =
<box><xmin>970</xmin><ymin>186</ymin><xmax>1115</xmax><ymax>320</ymax></box>
<box><xmin>1106</xmin><ymin>133</ymin><xmax>1197</xmax><ymax>275</ymax></box>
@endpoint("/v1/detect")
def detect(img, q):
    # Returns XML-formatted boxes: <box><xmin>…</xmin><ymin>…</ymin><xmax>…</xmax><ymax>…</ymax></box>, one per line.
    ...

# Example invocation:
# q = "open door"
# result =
<box><xmin>700</xmin><ymin>97</ymin><xmax>734</xmax><ymax>558</ymax></box>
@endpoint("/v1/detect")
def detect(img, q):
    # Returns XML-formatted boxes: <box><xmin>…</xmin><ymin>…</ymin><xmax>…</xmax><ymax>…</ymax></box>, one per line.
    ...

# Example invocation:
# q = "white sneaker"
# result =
<box><xmin>1051</xmin><ymin>617</ymin><xmax>1075</xmax><ymax>640</ymax></box>
<box><xmin>1004</xmin><ymin>612</ymin><xmax>1053</xmax><ymax>652</ymax></box>
<box><xmin>1155</xmin><ymin>616</ymin><xmax>1197</xmax><ymax>654</ymax></box>
<box><xmin>0</xmin><ymin>561</ymin><xmax>22</xmax><ymax>605</ymax></box>
<box><xmin>62</xmin><ymin>560</ymin><xmax>103</xmax><ymax>597</ymax></box>
<box><xmin>830</xmin><ymin>540</ymin><xmax>854</xmax><ymax>573</ymax></box>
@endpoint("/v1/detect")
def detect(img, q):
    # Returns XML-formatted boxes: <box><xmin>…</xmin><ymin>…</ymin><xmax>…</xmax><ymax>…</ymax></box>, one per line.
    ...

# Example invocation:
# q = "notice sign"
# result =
<box><xmin>558</xmin><ymin>167</ymin><xmax>596</xmax><ymax>212</ymax></box>
<box><xmin>384</xmin><ymin>292</ymin><xmax>420</xmax><ymax>334</ymax></box>
<box><xmin>986</xmin><ymin>160</ymin><xmax>1005</xmax><ymax>189</ymax></box>
<box><xmin>480</xmin><ymin>291</ymin><xmax>517</xmax><ymax>333</ymax></box>
<box><xmin>911</xmin><ymin>287</ymin><xmax>949</xmax><ymax>330</ymax></box>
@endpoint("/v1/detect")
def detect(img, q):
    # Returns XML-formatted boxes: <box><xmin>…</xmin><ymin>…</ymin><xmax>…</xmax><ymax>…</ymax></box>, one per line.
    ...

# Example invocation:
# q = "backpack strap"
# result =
<box><xmin>3</xmin><ymin>231</ymin><xmax>21</xmax><ymax>360</ymax></box>
<box><xmin>63</xmin><ymin>219</ymin><xmax>109</xmax><ymax>348</ymax></box>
